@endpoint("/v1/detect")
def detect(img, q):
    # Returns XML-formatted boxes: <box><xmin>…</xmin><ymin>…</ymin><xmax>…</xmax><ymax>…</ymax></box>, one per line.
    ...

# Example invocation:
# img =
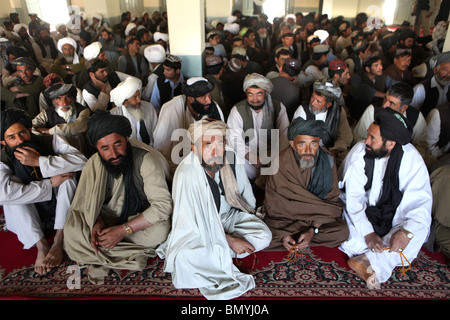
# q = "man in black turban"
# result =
<box><xmin>263</xmin><ymin>117</ymin><xmax>348</xmax><ymax>252</ymax></box>
<box><xmin>64</xmin><ymin>109</ymin><xmax>173</xmax><ymax>284</ymax></box>
<box><xmin>0</xmin><ymin>108</ymin><xmax>86</xmax><ymax>275</ymax></box>
<box><xmin>339</xmin><ymin>107</ymin><xmax>432</xmax><ymax>288</ymax></box>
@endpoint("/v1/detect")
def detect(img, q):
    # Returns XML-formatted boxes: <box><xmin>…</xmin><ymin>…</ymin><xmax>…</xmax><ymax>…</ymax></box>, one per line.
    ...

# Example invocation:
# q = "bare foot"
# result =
<box><xmin>42</xmin><ymin>230</ymin><xmax>64</xmax><ymax>273</ymax></box>
<box><xmin>347</xmin><ymin>254</ymin><xmax>374</xmax><ymax>282</ymax></box>
<box><xmin>35</xmin><ymin>238</ymin><xmax>50</xmax><ymax>275</ymax></box>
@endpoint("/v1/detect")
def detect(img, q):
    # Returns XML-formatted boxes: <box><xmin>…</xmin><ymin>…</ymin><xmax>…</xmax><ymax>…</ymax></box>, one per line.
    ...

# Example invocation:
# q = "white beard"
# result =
<box><xmin>64</xmin><ymin>55</ymin><xmax>74</xmax><ymax>64</ymax></box>
<box><xmin>56</xmin><ymin>105</ymin><xmax>74</xmax><ymax>122</ymax></box>
<box><xmin>127</xmin><ymin>105</ymin><xmax>144</xmax><ymax>122</ymax></box>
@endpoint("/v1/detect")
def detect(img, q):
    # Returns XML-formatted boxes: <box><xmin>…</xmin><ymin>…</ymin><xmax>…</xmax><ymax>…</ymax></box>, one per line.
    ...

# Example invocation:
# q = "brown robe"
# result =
<box><xmin>263</xmin><ymin>147</ymin><xmax>349</xmax><ymax>250</ymax></box>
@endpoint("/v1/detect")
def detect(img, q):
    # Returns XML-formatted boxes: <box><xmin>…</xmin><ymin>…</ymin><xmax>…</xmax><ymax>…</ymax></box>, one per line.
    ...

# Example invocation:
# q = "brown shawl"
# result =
<box><xmin>263</xmin><ymin>147</ymin><xmax>343</xmax><ymax>249</ymax></box>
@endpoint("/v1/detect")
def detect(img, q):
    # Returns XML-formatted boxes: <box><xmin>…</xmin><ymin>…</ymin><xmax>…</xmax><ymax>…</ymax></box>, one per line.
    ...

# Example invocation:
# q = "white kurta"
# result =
<box><xmin>227</xmin><ymin>102</ymin><xmax>289</xmax><ymax>180</ymax></box>
<box><xmin>153</xmin><ymin>95</ymin><xmax>224</xmax><ymax>175</ymax></box>
<box><xmin>338</xmin><ymin>142</ymin><xmax>432</xmax><ymax>283</ymax></box>
<box><xmin>110</xmin><ymin>101</ymin><xmax>158</xmax><ymax>147</ymax></box>
<box><xmin>426</xmin><ymin>108</ymin><xmax>450</xmax><ymax>158</ymax></box>
<box><xmin>0</xmin><ymin>134</ymin><xmax>87</xmax><ymax>248</ymax></box>
<box><xmin>157</xmin><ymin>150</ymin><xmax>272</xmax><ymax>300</ymax></box>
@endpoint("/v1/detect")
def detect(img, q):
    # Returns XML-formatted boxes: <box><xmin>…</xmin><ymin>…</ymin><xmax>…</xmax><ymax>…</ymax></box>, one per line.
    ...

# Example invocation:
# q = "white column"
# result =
<box><xmin>166</xmin><ymin>0</ymin><xmax>205</xmax><ymax>77</ymax></box>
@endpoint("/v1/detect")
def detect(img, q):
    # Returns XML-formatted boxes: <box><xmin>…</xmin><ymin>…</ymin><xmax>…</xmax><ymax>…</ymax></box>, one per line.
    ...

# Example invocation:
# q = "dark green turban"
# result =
<box><xmin>1</xmin><ymin>108</ymin><xmax>32</xmax><ymax>141</ymax></box>
<box><xmin>288</xmin><ymin>117</ymin><xmax>328</xmax><ymax>141</ymax></box>
<box><xmin>374</xmin><ymin>107</ymin><xmax>413</xmax><ymax>145</ymax></box>
<box><xmin>86</xmin><ymin>109</ymin><xmax>132</xmax><ymax>147</ymax></box>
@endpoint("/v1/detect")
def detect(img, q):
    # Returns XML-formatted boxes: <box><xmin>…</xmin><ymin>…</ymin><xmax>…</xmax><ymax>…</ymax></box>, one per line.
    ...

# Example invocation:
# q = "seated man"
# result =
<box><xmin>426</xmin><ymin>103</ymin><xmax>450</xmax><ymax>160</ymax></box>
<box><xmin>117</xmin><ymin>36</ymin><xmax>149</xmax><ymax>84</ymax></box>
<box><xmin>338</xmin><ymin>108</ymin><xmax>432</xmax><ymax>287</ymax></box>
<box><xmin>157</xmin><ymin>119</ymin><xmax>272</xmax><ymax>300</ymax></box>
<box><xmin>353</xmin><ymin>82</ymin><xmax>428</xmax><ymax>158</ymax></box>
<box><xmin>293</xmin><ymin>79</ymin><xmax>353</xmax><ymax>167</ymax></box>
<box><xmin>348</xmin><ymin>55</ymin><xmax>396</xmax><ymax>120</ymax></box>
<box><xmin>32</xmin><ymin>83</ymin><xmax>92</xmax><ymax>157</ymax></box>
<box><xmin>153</xmin><ymin>77</ymin><xmax>225</xmax><ymax>176</ymax></box>
<box><xmin>49</xmin><ymin>37</ymin><xmax>86</xmax><ymax>84</ymax></box>
<box><xmin>264</xmin><ymin>118</ymin><xmax>349</xmax><ymax>251</ymax></box>
<box><xmin>1</xmin><ymin>57</ymin><xmax>45</xmax><ymax>118</ymax></box>
<box><xmin>64</xmin><ymin>110</ymin><xmax>172</xmax><ymax>285</ymax></box>
<box><xmin>110</xmin><ymin>76</ymin><xmax>158</xmax><ymax>146</ymax></box>
<box><xmin>0</xmin><ymin>108</ymin><xmax>87</xmax><ymax>275</ymax></box>
<box><xmin>227</xmin><ymin>73</ymin><xmax>290</xmax><ymax>182</ymax></box>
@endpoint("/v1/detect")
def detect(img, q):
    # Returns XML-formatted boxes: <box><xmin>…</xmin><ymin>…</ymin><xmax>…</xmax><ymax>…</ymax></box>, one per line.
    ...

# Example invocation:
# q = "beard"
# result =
<box><xmin>126</xmin><ymin>104</ymin><xmax>145</xmax><ymax>122</ymax></box>
<box><xmin>309</xmin><ymin>104</ymin><xmax>327</xmax><ymax>115</ymax></box>
<box><xmin>191</xmin><ymin>99</ymin><xmax>215</xmax><ymax>115</ymax></box>
<box><xmin>198</xmin><ymin>153</ymin><xmax>225</xmax><ymax>173</ymax></box>
<box><xmin>247</xmin><ymin>99</ymin><xmax>266</xmax><ymax>111</ymax></box>
<box><xmin>436</xmin><ymin>72</ymin><xmax>450</xmax><ymax>87</ymax></box>
<box><xmin>100</xmin><ymin>142</ymin><xmax>133</xmax><ymax>178</ymax></box>
<box><xmin>293</xmin><ymin>149</ymin><xmax>317</xmax><ymax>170</ymax></box>
<box><xmin>64</xmin><ymin>55</ymin><xmax>74</xmax><ymax>64</ymax></box>
<box><xmin>53</xmin><ymin>101</ymin><xmax>74</xmax><ymax>122</ymax></box>
<box><xmin>365</xmin><ymin>142</ymin><xmax>389</xmax><ymax>159</ymax></box>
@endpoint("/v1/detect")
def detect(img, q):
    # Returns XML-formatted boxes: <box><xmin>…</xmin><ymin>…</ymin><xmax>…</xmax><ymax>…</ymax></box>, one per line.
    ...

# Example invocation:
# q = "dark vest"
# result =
<box><xmin>45</xmin><ymin>102</ymin><xmax>86</xmax><ymax>127</ymax></box>
<box><xmin>436</xmin><ymin>103</ymin><xmax>450</xmax><ymax>149</ymax></box>
<box><xmin>83</xmin><ymin>72</ymin><xmax>121</xmax><ymax>109</ymax></box>
<box><xmin>156</xmin><ymin>74</ymin><xmax>183</xmax><ymax>106</ymax></box>
<box><xmin>124</xmin><ymin>53</ymin><xmax>144</xmax><ymax>78</ymax></box>
<box><xmin>420</xmin><ymin>78</ymin><xmax>450</xmax><ymax>118</ymax></box>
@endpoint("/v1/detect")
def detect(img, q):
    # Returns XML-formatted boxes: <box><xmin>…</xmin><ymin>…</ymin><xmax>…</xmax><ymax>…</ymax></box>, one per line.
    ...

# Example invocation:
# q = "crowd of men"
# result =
<box><xmin>1</xmin><ymin>6</ymin><xmax>449</xmax><ymax>299</ymax></box>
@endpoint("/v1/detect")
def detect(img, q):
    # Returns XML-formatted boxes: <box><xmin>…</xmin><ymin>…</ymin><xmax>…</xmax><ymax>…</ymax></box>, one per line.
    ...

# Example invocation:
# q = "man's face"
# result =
<box><xmin>310</xmin><ymin>91</ymin><xmax>331</xmax><ymax>114</ymax></box>
<box><xmin>38</xmin><ymin>29</ymin><xmax>50</xmax><ymax>39</ymax></box>
<box><xmin>129</xmin><ymin>40</ymin><xmax>140</xmax><ymax>54</ymax></box>
<box><xmin>382</xmin><ymin>94</ymin><xmax>407</xmax><ymax>113</ymax></box>
<box><xmin>367</xmin><ymin>59</ymin><xmax>383</xmax><ymax>76</ymax></box>
<box><xmin>62</xmin><ymin>44</ymin><xmax>75</xmax><ymax>58</ymax></box>
<box><xmin>246</xmin><ymin>87</ymin><xmax>267</xmax><ymax>110</ymax></box>
<box><xmin>124</xmin><ymin>90</ymin><xmax>142</xmax><ymax>109</ymax></box>
<box><xmin>16</xmin><ymin>65</ymin><xmax>35</xmax><ymax>84</ymax></box>
<box><xmin>402</xmin><ymin>38</ymin><xmax>414</xmax><ymax>48</ymax></box>
<box><xmin>282</xmin><ymin>36</ymin><xmax>294</xmax><ymax>48</ymax></box>
<box><xmin>98</xmin><ymin>51</ymin><xmax>107</xmax><ymax>61</ymax></box>
<box><xmin>364</xmin><ymin>123</ymin><xmax>390</xmax><ymax>159</ymax></box>
<box><xmin>394</xmin><ymin>54</ymin><xmax>411</xmax><ymax>71</ymax></box>
<box><xmin>97</xmin><ymin>133</ymin><xmax>128</xmax><ymax>167</ymax></box>
<box><xmin>289</xmin><ymin>134</ymin><xmax>320</xmax><ymax>169</ymax></box>
<box><xmin>189</xmin><ymin>92</ymin><xmax>213</xmax><ymax>115</ymax></box>
<box><xmin>275</xmin><ymin>54</ymin><xmax>290</xmax><ymax>68</ymax></box>
<box><xmin>1</xmin><ymin>122</ymin><xmax>32</xmax><ymax>148</ymax></box>
<box><xmin>435</xmin><ymin>62</ymin><xmax>450</xmax><ymax>85</ymax></box>
<box><xmin>101</xmin><ymin>31</ymin><xmax>112</xmax><ymax>42</ymax></box>
<box><xmin>194</xmin><ymin>134</ymin><xmax>225</xmax><ymax>173</ymax></box>
<box><xmin>53</xmin><ymin>93</ymin><xmax>73</xmax><ymax>111</ymax></box>
<box><xmin>209</xmin><ymin>35</ymin><xmax>220</xmax><ymax>46</ymax></box>
<box><xmin>93</xmin><ymin>67</ymin><xmax>108</xmax><ymax>83</ymax></box>
<box><xmin>334</xmin><ymin>67</ymin><xmax>350</xmax><ymax>86</ymax></box>
<box><xmin>163</xmin><ymin>65</ymin><xmax>179</xmax><ymax>81</ymax></box>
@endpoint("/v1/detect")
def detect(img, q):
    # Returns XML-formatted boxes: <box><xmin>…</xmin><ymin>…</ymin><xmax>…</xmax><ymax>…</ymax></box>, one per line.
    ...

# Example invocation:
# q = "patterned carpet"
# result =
<box><xmin>0</xmin><ymin>237</ymin><xmax>448</xmax><ymax>300</ymax></box>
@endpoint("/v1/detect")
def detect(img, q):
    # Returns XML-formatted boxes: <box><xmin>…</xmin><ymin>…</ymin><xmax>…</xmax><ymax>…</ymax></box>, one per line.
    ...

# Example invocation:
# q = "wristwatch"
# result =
<box><xmin>310</xmin><ymin>226</ymin><xmax>319</xmax><ymax>235</ymax></box>
<box><xmin>124</xmin><ymin>223</ymin><xmax>134</xmax><ymax>235</ymax></box>
<box><xmin>401</xmin><ymin>228</ymin><xmax>413</xmax><ymax>239</ymax></box>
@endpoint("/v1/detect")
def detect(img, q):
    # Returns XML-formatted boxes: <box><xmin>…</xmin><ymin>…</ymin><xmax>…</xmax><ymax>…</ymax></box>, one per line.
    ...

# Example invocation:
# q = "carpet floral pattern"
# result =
<box><xmin>0</xmin><ymin>247</ymin><xmax>449</xmax><ymax>299</ymax></box>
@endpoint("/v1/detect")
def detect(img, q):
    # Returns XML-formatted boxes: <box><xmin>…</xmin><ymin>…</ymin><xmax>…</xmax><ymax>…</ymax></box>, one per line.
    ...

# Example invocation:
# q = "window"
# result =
<box><xmin>26</xmin><ymin>0</ymin><xmax>70</xmax><ymax>31</ymax></box>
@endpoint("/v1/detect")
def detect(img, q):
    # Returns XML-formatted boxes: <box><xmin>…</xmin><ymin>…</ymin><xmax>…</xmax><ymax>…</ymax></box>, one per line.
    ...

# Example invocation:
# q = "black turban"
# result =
<box><xmin>86</xmin><ymin>109</ymin><xmax>132</xmax><ymax>147</ymax></box>
<box><xmin>1</xmin><ymin>108</ymin><xmax>32</xmax><ymax>141</ymax></box>
<box><xmin>182</xmin><ymin>77</ymin><xmax>214</xmax><ymax>98</ymax></box>
<box><xmin>288</xmin><ymin>117</ymin><xmax>328</xmax><ymax>141</ymax></box>
<box><xmin>374</xmin><ymin>107</ymin><xmax>413</xmax><ymax>145</ymax></box>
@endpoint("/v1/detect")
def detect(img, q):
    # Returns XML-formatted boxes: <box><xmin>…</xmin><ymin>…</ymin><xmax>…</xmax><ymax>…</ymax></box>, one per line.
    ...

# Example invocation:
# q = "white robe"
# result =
<box><xmin>110</xmin><ymin>101</ymin><xmax>158</xmax><ymax>147</ymax></box>
<box><xmin>0</xmin><ymin>134</ymin><xmax>87</xmax><ymax>249</ymax></box>
<box><xmin>153</xmin><ymin>95</ymin><xmax>224</xmax><ymax>176</ymax></box>
<box><xmin>157</xmin><ymin>150</ymin><xmax>272</xmax><ymax>300</ymax></box>
<box><xmin>338</xmin><ymin>142</ymin><xmax>432</xmax><ymax>283</ymax></box>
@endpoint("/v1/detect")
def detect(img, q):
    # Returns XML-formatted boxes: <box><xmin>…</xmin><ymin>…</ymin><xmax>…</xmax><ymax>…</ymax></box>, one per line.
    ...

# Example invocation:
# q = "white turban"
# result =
<box><xmin>13</xmin><ymin>23</ymin><xmax>28</xmax><ymax>34</ymax></box>
<box><xmin>243</xmin><ymin>73</ymin><xmax>273</xmax><ymax>93</ymax></box>
<box><xmin>92</xmin><ymin>13</ymin><xmax>102</xmax><ymax>22</ymax></box>
<box><xmin>153</xmin><ymin>32</ymin><xmax>169</xmax><ymax>43</ymax></box>
<box><xmin>314</xmin><ymin>29</ymin><xmax>329</xmax><ymax>43</ymax></box>
<box><xmin>144</xmin><ymin>44</ymin><xmax>166</xmax><ymax>63</ymax></box>
<box><xmin>227</xmin><ymin>16</ymin><xmax>238</xmax><ymax>24</ymax></box>
<box><xmin>224</xmin><ymin>23</ymin><xmax>240</xmax><ymax>35</ymax></box>
<box><xmin>57</xmin><ymin>37</ymin><xmax>80</xmax><ymax>64</ymax></box>
<box><xmin>125</xmin><ymin>23</ymin><xmax>137</xmax><ymax>36</ymax></box>
<box><xmin>110</xmin><ymin>76</ymin><xmax>142</xmax><ymax>107</ymax></box>
<box><xmin>83</xmin><ymin>41</ymin><xmax>102</xmax><ymax>61</ymax></box>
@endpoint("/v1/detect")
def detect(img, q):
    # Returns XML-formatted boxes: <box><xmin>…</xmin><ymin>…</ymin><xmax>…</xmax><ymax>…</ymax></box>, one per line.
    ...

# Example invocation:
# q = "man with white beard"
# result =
<box><xmin>32</xmin><ymin>83</ymin><xmax>92</xmax><ymax>157</ymax></box>
<box><xmin>110</xmin><ymin>77</ymin><xmax>158</xmax><ymax>147</ymax></box>
<box><xmin>49</xmin><ymin>37</ymin><xmax>87</xmax><ymax>83</ymax></box>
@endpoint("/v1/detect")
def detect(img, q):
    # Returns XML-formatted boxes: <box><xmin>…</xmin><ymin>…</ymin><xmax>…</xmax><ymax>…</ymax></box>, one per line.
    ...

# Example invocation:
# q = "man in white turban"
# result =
<box><xmin>157</xmin><ymin>119</ymin><xmax>271</xmax><ymax>300</ymax></box>
<box><xmin>110</xmin><ymin>76</ymin><xmax>158</xmax><ymax>146</ymax></box>
<box><xmin>50</xmin><ymin>37</ymin><xmax>86</xmax><ymax>83</ymax></box>
<box><xmin>142</xmin><ymin>44</ymin><xmax>166</xmax><ymax>101</ymax></box>
<box><xmin>227</xmin><ymin>73</ymin><xmax>290</xmax><ymax>184</ymax></box>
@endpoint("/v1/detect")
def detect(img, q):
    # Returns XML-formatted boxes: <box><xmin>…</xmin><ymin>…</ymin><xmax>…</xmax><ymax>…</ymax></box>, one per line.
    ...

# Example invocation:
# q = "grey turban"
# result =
<box><xmin>435</xmin><ymin>51</ymin><xmax>450</xmax><ymax>66</ymax></box>
<box><xmin>44</xmin><ymin>83</ymin><xmax>77</xmax><ymax>101</ymax></box>
<box><xmin>86</xmin><ymin>109</ymin><xmax>132</xmax><ymax>147</ymax></box>
<box><xmin>374</xmin><ymin>107</ymin><xmax>412</xmax><ymax>145</ymax></box>
<box><xmin>288</xmin><ymin>117</ymin><xmax>328</xmax><ymax>141</ymax></box>
<box><xmin>243</xmin><ymin>73</ymin><xmax>273</xmax><ymax>93</ymax></box>
<box><xmin>313</xmin><ymin>79</ymin><xmax>342</xmax><ymax>101</ymax></box>
<box><xmin>12</xmin><ymin>57</ymin><xmax>37</xmax><ymax>69</ymax></box>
